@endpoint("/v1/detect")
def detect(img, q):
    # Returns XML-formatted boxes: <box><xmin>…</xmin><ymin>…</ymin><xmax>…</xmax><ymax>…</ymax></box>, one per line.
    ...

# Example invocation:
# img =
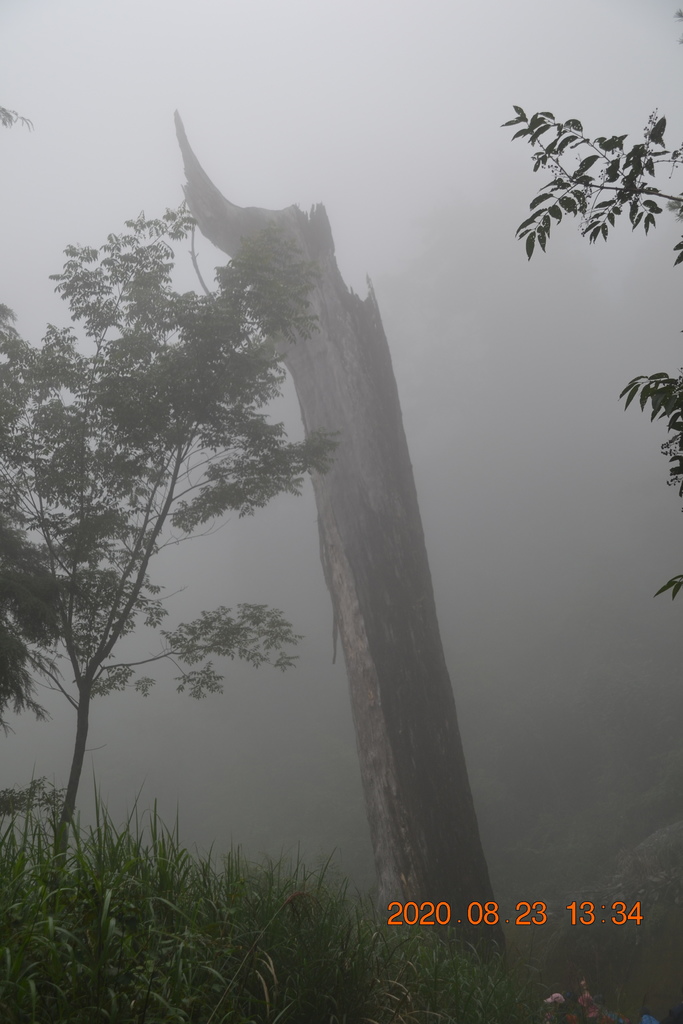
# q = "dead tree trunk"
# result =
<box><xmin>175</xmin><ymin>112</ymin><xmax>501</xmax><ymax>948</ymax></box>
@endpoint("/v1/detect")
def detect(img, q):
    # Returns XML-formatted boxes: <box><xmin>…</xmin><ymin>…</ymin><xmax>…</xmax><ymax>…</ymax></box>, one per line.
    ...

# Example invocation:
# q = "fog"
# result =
<box><xmin>2</xmin><ymin>0</ymin><xmax>683</xmax><ymax>905</ymax></box>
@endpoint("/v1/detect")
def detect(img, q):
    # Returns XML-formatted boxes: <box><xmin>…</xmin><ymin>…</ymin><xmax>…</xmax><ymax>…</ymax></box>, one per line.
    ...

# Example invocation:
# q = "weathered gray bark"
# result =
<box><xmin>175</xmin><ymin>112</ymin><xmax>501</xmax><ymax>947</ymax></box>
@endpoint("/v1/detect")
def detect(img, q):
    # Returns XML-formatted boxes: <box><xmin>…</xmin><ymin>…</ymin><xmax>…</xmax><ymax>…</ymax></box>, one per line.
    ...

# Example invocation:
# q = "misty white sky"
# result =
<box><xmin>2</xmin><ymin>0</ymin><xmax>683</xmax><ymax>889</ymax></box>
<box><xmin>3</xmin><ymin>0</ymin><xmax>681</xmax><ymax>325</ymax></box>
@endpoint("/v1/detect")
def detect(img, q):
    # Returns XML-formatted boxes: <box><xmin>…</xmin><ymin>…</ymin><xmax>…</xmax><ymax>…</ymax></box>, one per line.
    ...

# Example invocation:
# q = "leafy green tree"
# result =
<box><xmin>502</xmin><ymin>30</ymin><xmax>683</xmax><ymax>598</ymax></box>
<box><xmin>0</xmin><ymin>205</ymin><xmax>334</xmax><ymax>827</ymax></box>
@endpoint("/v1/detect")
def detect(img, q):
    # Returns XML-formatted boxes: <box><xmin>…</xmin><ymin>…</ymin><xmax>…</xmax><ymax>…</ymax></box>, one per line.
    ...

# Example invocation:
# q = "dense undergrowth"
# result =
<box><xmin>0</xmin><ymin>790</ymin><xmax>539</xmax><ymax>1024</ymax></box>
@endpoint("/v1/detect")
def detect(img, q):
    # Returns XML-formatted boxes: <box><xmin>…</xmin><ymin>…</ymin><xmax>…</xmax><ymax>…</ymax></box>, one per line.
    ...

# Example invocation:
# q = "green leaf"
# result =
<box><xmin>558</xmin><ymin>195</ymin><xmax>577</xmax><ymax>214</ymax></box>
<box><xmin>525</xmin><ymin>233</ymin><xmax>536</xmax><ymax>260</ymax></box>
<box><xmin>620</xmin><ymin>376</ymin><xmax>645</xmax><ymax>398</ymax></box>
<box><xmin>530</xmin><ymin>124</ymin><xmax>553</xmax><ymax>143</ymax></box>
<box><xmin>600</xmin><ymin>135</ymin><xmax>627</xmax><ymax>153</ymax></box>
<box><xmin>513</xmin><ymin>105</ymin><xmax>527</xmax><ymax>119</ymax></box>
<box><xmin>605</xmin><ymin>158</ymin><xmax>621</xmax><ymax>182</ymax></box>
<box><xmin>650</xmin><ymin>116</ymin><xmax>667</xmax><ymax>146</ymax></box>
<box><xmin>511</xmin><ymin>127</ymin><xmax>531</xmax><ymax>141</ymax></box>
<box><xmin>530</xmin><ymin>193</ymin><xmax>554</xmax><ymax>210</ymax></box>
<box><xmin>517</xmin><ymin>214</ymin><xmax>540</xmax><ymax>233</ymax></box>
<box><xmin>548</xmin><ymin>205</ymin><xmax>562</xmax><ymax>222</ymax></box>
<box><xmin>556</xmin><ymin>135</ymin><xmax>578</xmax><ymax>155</ymax></box>
<box><xmin>576</xmin><ymin>154</ymin><xmax>600</xmax><ymax>175</ymax></box>
<box><xmin>622</xmin><ymin>385</ymin><xmax>641</xmax><ymax>410</ymax></box>
<box><xmin>655</xmin><ymin>574</ymin><xmax>683</xmax><ymax>599</ymax></box>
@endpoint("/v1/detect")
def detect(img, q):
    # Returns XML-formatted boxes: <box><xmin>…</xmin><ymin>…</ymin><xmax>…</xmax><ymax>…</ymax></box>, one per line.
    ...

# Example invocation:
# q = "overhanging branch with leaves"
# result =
<box><xmin>503</xmin><ymin>98</ymin><xmax>683</xmax><ymax>601</ymax></box>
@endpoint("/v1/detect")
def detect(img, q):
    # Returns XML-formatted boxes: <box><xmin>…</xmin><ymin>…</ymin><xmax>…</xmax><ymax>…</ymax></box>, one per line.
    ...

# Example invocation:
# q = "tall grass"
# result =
<box><xmin>0</xmin><ymin>790</ymin><xmax>539</xmax><ymax>1023</ymax></box>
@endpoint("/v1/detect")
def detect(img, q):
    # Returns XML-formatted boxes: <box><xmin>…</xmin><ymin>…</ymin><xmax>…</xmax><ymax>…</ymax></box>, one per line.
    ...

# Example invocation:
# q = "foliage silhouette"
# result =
<box><xmin>0</xmin><ymin>205</ymin><xmax>334</xmax><ymax>827</ymax></box>
<box><xmin>0</xmin><ymin>106</ymin><xmax>33</xmax><ymax>131</ymax></box>
<box><xmin>503</xmin><ymin>11</ymin><xmax>683</xmax><ymax>599</ymax></box>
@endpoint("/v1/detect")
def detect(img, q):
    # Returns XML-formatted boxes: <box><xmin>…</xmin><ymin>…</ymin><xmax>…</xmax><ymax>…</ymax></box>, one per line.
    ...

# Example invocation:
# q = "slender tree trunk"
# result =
<box><xmin>59</xmin><ymin>685</ymin><xmax>91</xmax><ymax>829</ymax></box>
<box><xmin>175</xmin><ymin>113</ymin><xmax>502</xmax><ymax>948</ymax></box>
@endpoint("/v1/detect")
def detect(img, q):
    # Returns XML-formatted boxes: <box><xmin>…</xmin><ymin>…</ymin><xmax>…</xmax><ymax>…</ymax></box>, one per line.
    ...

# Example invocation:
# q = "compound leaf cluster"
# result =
<box><xmin>503</xmin><ymin>107</ymin><xmax>683</xmax><ymax>261</ymax></box>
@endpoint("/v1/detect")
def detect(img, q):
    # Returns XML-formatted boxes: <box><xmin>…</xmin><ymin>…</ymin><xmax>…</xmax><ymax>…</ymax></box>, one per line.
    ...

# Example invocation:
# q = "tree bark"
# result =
<box><xmin>175</xmin><ymin>113</ymin><xmax>502</xmax><ymax>948</ymax></box>
<box><xmin>59</xmin><ymin>686</ymin><xmax>90</xmax><ymax>829</ymax></box>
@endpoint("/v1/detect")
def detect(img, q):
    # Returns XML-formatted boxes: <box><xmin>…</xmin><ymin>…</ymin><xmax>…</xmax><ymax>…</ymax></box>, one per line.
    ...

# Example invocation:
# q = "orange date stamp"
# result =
<box><xmin>386</xmin><ymin>900</ymin><xmax>643</xmax><ymax>926</ymax></box>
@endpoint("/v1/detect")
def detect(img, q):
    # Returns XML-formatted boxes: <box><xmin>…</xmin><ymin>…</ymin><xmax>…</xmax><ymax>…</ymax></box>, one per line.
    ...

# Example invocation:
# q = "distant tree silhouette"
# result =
<box><xmin>0</xmin><ymin>106</ymin><xmax>33</xmax><ymax>130</ymax></box>
<box><xmin>0</xmin><ymin>514</ymin><xmax>62</xmax><ymax>733</ymax></box>
<box><xmin>0</xmin><ymin>308</ymin><xmax>63</xmax><ymax>732</ymax></box>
